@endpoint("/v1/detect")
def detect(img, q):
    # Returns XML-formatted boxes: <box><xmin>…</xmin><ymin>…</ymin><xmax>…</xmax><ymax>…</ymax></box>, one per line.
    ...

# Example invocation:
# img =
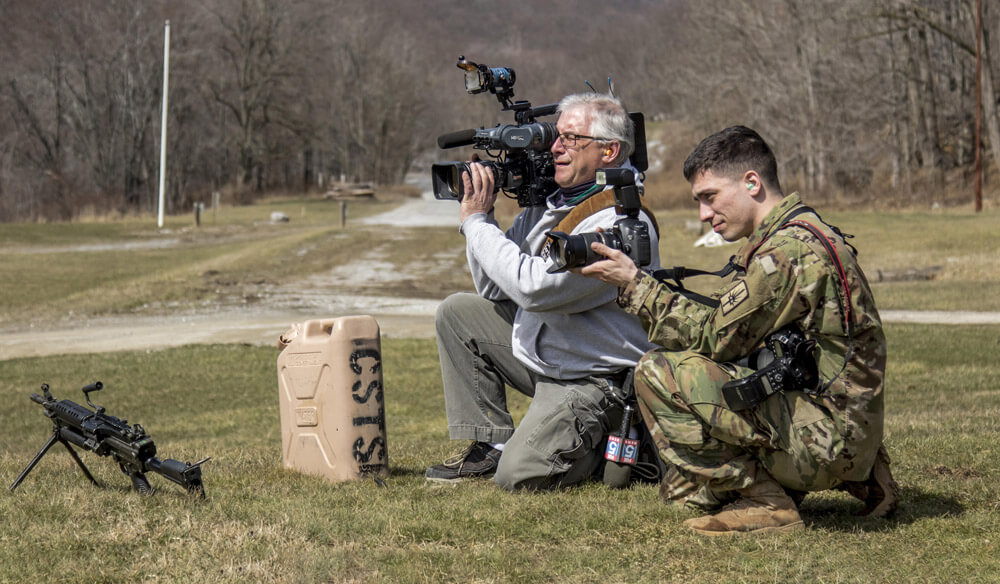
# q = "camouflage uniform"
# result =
<box><xmin>618</xmin><ymin>194</ymin><xmax>886</xmax><ymax>500</ymax></box>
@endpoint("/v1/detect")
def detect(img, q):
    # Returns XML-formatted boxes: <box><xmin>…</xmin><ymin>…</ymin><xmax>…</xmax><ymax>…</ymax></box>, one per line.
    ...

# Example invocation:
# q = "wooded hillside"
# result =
<box><xmin>0</xmin><ymin>0</ymin><xmax>995</xmax><ymax>221</ymax></box>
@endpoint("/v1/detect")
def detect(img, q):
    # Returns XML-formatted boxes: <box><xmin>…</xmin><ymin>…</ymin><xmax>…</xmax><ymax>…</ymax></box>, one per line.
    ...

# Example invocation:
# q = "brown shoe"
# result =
<box><xmin>836</xmin><ymin>444</ymin><xmax>900</xmax><ymax>518</ymax></box>
<box><xmin>684</xmin><ymin>499</ymin><xmax>804</xmax><ymax>536</ymax></box>
<box><xmin>683</xmin><ymin>471</ymin><xmax>803</xmax><ymax>536</ymax></box>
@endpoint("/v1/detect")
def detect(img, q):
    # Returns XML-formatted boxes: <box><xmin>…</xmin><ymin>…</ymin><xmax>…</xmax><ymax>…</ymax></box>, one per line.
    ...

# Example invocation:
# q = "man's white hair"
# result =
<box><xmin>557</xmin><ymin>93</ymin><xmax>635</xmax><ymax>166</ymax></box>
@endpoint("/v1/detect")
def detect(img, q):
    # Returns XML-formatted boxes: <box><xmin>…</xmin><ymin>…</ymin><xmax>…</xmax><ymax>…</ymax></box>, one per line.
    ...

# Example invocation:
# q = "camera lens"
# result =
<box><xmin>545</xmin><ymin>231</ymin><xmax>621</xmax><ymax>273</ymax></box>
<box><xmin>431</xmin><ymin>162</ymin><xmax>468</xmax><ymax>200</ymax></box>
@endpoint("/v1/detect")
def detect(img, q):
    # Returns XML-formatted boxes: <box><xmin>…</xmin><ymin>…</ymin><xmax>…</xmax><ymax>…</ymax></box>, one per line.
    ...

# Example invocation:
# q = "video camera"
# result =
<box><xmin>544</xmin><ymin>168</ymin><xmax>652</xmax><ymax>273</ymax></box>
<box><xmin>431</xmin><ymin>56</ymin><xmax>647</xmax><ymax>208</ymax></box>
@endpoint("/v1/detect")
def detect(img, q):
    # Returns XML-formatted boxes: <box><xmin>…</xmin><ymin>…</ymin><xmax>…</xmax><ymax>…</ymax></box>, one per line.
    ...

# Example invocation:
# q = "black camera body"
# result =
<box><xmin>432</xmin><ymin>56</ymin><xmax>647</xmax><ymax>208</ymax></box>
<box><xmin>721</xmin><ymin>325</ymin><xmax>819</xmax><ymax>411</ymax></box>
<box><xmin>544</xmin><ymin>168</ymin><xmax>652</xmax><ymax>273</ymax></box>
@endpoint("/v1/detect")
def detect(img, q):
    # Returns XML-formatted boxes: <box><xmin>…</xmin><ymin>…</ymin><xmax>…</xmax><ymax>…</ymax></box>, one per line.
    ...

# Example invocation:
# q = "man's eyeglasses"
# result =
<box><xmin>557</xmin><ymin>133</ymin><xmax>607</xmax><ymax>148</ymax></box>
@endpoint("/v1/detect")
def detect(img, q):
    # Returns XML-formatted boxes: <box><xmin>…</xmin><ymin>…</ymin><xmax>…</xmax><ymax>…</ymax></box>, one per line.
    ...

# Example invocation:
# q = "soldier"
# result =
<box><xmin>578</xmin><ymin>125</ymin><xmax>898</xmax><ymax>535</ymax></box>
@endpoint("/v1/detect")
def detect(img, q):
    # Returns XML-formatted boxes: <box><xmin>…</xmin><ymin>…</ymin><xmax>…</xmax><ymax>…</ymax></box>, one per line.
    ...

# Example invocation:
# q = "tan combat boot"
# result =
<box><xmin>836</xmin><ymin>444</ymin><xmax>900</xmax><ymax>518</ymax></box>
<box><xmin>683</xmin><ymin>471</ymin><xmax>804</xmax><ymax>536</ymax></box>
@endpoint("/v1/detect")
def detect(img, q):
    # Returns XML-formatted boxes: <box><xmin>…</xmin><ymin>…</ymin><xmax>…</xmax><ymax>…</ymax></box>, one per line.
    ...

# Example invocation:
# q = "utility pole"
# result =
<box><xmin>157</xmin><ymin>20</ymin><xmax>171</xmax><ymax>228</ymax></box>
<box><xmin>974</xmin><ymin>0</ymin><xmax>983</xmax><ymax>212</ymax></box>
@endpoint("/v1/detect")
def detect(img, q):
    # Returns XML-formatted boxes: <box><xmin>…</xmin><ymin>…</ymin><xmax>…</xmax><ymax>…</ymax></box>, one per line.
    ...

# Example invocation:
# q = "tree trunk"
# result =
<box><xmin>981</xmin><ymin>9</ymin><xmax>1000</xmax><ymax>176</ymax></box>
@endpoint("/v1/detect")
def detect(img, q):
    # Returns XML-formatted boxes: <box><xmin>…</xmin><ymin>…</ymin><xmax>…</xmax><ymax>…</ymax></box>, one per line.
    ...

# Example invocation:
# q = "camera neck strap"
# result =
<box><xmin>648</xmin><ymin>262</ymin><xmax>740</xmax><ymax>308</ymax></box>
<box><xmin>778</xmin><ymin>210</ymin><xmax>856</xmax><ymax>393</ymax></box>
<box><xmin>651</xmin><ymin>206</ymin><xmax>852</xmax><ymax>317</ymax></box>
<box><xmin>544</xmin><ymin>188</ymin><xmax>661</xmax><ymax>248</ymax></box>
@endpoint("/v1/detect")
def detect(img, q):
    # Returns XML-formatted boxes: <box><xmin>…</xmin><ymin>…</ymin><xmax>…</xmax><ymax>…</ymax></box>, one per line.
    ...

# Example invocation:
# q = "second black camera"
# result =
<box><xmin>544</xmin><ymin>168</ymin><xmax>652</xmax><ymax>273</ymax></box>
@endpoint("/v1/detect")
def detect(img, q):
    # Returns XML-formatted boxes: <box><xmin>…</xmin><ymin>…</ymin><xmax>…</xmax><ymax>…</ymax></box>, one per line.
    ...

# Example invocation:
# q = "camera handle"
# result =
<box><xmin>513</xmin><ymin>103</ymin><xmax>557</xmax><ymax>124</ymax></box>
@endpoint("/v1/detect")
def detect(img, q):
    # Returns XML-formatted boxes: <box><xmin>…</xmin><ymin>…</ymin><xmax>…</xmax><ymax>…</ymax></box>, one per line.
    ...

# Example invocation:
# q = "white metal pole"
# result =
<box><xmin>157</xmin><ymin>20</ymin><xmax>170</xmax><ymax>228</ymax></box>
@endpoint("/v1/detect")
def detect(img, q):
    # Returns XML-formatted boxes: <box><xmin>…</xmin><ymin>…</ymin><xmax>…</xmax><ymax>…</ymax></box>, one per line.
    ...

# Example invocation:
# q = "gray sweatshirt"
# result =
<box><xmin>459</xmin><ymin>188</ymin><xmax>660</xmax><ymax>379</ymax></box>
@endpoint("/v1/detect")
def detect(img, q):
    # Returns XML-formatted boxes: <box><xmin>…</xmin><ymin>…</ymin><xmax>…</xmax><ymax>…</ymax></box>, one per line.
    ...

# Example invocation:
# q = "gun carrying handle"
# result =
<box><xmin>82</xmin><ymin>381</ymin><xmax>103</xmax><ymax>410</ymax></box>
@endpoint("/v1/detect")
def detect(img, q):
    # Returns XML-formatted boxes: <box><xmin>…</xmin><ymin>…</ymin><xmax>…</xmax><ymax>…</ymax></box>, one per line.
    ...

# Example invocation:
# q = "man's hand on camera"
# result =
<box><xmin>460</xmin><ymin>162</ymin><xmax>497</xmax><ymax>222</ymax></box>
<box><xmin>576</xmin><ymin>241</ymin><xmax>639</xmax><ymax>287</ymax></box>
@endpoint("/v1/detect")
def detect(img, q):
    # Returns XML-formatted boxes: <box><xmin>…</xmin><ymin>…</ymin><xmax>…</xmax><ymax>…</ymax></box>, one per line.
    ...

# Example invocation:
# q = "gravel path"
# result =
<box><xmin>2</xmin><ymin>191</ymin><xmax>997</xmax><ymax>360</ymax></box>
<box><xmin>3</xmin><ymin>307</ymin><xmax>996</xmax><ymax>360</ymax></box>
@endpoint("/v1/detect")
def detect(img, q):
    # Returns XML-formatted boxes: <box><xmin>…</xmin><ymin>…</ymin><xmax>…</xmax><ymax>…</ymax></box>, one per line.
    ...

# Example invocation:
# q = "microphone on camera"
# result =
<box><xmin>437</xmin><ymin>129</ymin><xmax>477</xmax><ymax>149</ymax></box>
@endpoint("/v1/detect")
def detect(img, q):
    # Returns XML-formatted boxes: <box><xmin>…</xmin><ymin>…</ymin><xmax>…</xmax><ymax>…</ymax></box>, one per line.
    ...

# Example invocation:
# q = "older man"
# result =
<box><xmin>425</xmin><ymin>93</ymin><xmax>660</xmax><ymax>490</ymax></box>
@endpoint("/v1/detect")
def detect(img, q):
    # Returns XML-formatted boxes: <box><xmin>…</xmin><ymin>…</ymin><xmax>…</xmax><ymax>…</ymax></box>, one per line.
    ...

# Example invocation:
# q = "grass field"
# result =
<box><xmin>1</xmin><ymin>326</ymin><xmax>998</xmax><ymax>583</ymax></box>
<box><xmin>1</xmin><ymin>195</ymin><xmax>999</xmax><ymax>582</ymax></box>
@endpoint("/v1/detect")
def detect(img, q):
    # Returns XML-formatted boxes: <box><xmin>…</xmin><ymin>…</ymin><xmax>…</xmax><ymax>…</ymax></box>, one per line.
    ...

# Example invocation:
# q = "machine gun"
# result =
<box><xmin>9</xmin><ymin>381</ymin><xmax>209</xmax><ymax>497</ymax></box>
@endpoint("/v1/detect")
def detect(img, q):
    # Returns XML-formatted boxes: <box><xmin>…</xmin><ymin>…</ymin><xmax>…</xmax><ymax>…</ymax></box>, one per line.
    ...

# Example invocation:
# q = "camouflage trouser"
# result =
<box><xmin>634</xmin><ymin>349</ymin><xmax>845</xmax><ymax>502</ymax></box>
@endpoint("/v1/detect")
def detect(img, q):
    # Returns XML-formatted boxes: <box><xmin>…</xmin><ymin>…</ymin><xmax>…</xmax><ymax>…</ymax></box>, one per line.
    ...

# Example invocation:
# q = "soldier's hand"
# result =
<box><xmin>576</xmin><ymin>241</ymin><xmax>638</xmax><ymax>287</ymax></box>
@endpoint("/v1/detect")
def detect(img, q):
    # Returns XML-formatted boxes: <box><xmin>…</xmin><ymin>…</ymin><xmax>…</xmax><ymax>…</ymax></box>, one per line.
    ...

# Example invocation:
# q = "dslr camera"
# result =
<box><xmin>544</xmin><ymin>168</ymin><xmax>652</xmax><ymax>273</ymax></box>
<box><xmin>721</xmin><ymin>325</ymin><xmax>819</xmax><ymax>411</ymax></box>
<box><xmin>432</xmin><ymin>56</ymin><xmax>647</xmax><ymax>208</ymax></box>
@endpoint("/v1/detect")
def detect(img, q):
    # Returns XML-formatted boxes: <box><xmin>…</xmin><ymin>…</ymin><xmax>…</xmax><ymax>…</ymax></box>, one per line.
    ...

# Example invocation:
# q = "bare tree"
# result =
<box><xmin>203</xmin><ymin>0</ymin><xmax>290</xmax><ymax>192</ymax></box>
<box><xmin>1</xmin><ymin>0</ymin><xmax>997</xmax><ymax>222</ymax></box>
<box><xmin>318</xmin><ymin>12</ymin><xmax>428</xmax><ymax>185</ymax></box>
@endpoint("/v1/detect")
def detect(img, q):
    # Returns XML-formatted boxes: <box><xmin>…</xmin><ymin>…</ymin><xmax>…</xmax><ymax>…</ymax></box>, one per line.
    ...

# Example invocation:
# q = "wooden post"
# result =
<box><xmin>340</xmin><ymin>201</ymin><xmax>347</xmax><ymax>227</ymax></box>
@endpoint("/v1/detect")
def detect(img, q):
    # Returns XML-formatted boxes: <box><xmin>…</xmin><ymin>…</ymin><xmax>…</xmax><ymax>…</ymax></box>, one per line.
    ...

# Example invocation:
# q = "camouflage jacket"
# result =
<box><xmin>619</xmin><ymin>194</ymin><xmax>886</xmax><ymax>480</ymax></box>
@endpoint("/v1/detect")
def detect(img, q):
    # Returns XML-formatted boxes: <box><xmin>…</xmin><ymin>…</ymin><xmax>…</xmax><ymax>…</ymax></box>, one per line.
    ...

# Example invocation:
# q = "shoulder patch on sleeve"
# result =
<box><xmin>720</xmin><ymin>281</ymin><xmax>750</xmax><ymax>316</ymax></box>
<box><xmin>758</xmin><ymin>254</ymin><xmax>777</xmax><ymax>275</ymax></box>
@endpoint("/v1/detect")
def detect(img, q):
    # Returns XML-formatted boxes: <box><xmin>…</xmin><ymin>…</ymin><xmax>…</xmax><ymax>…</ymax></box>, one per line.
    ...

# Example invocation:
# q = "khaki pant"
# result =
<box><xmin>435</xmin><ymin>293</ymin><xmax>624</xmax><ymax>490</ymax></box>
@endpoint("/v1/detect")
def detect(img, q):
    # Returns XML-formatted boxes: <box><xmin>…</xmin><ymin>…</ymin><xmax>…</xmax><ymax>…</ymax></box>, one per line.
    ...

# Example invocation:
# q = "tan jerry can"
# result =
<box><xmin>276</xmin><ymin>315</ymin><xmax>388</xmax><ymax>482</ymax></box>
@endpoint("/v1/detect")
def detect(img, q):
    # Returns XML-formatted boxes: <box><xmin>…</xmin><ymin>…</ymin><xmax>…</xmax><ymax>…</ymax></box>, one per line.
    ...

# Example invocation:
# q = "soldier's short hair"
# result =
<box><xmin>683</xmin><ymin>126</ymin><xmax>782</xmax><ymax>191</ymax></box>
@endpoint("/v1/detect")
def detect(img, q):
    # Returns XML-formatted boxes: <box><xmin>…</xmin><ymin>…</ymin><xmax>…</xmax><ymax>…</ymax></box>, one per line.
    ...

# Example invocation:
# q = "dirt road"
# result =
<box><xmin>0</xmin><ymin>306</ymin><xmax>438</xmax><ymax>360</ymax></box>
<box><xmin>2</xmin><ymin>192</ymin><xmax>998</xmax><ymax>360</ymax></box>
<box><xmin>4</xmin><ymin>306</ymin><xmax>997</xmax><ymax>360</ymax></box>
